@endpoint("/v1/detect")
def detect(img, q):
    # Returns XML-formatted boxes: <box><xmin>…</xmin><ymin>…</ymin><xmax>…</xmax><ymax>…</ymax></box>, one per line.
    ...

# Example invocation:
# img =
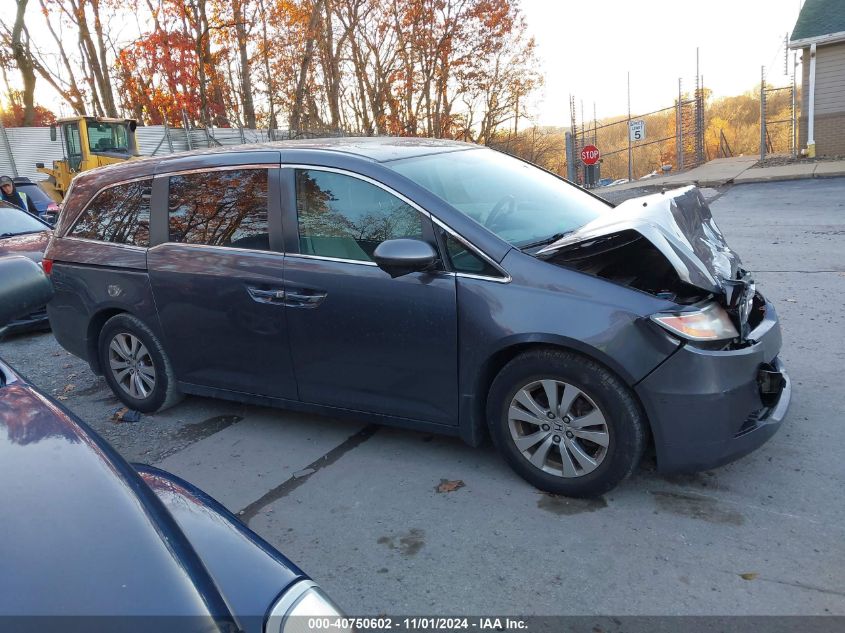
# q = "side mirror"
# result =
<box><xmin>373</xmin><ymin>239</ymin><xmax>438</xmax><ymax>278</ymax></box>
<box><xmin>49</xmin><ymin>125</ymin><xmax>57</xmax><ymax>142</ymax></box>
<box><xmin>0</xmin><ymin>256</ymin><xmax>53</xmax><ymax>329</ymax></box>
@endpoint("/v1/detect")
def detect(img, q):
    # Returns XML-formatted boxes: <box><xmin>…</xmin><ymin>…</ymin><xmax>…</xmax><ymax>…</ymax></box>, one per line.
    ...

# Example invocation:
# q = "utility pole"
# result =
<box><xmin>627</xmin><ymin>71</ymin><xmax>632</xmax><ymax>182</ymax></box>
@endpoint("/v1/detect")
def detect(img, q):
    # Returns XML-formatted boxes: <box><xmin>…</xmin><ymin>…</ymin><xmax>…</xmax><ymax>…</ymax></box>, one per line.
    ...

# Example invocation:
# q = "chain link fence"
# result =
<box><xmin>567</xmin><ymin>80</ymin><xmax>707</xmax><ymax>187</ymax></box>
<box><xmin>760</xmin><ymin>68</ymin><xmax>797</xmax><ymax>159</ymax></box>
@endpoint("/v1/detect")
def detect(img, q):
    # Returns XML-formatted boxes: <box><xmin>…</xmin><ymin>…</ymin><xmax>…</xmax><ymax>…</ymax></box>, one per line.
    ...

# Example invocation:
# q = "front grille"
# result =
<box><xmin>735</xmin><ymin>407</ymin><xmax>768</xmax><ymax>437</ymax></box>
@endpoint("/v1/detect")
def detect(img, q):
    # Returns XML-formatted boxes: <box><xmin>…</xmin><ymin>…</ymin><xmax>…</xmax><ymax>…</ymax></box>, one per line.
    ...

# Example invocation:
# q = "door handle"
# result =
<box><xmin>247</xmin><ymin>286</ymin><xmax>286</xmax><ymax>304</ymax></box>
<box><xmin>285</xmin><ymin>289</ymin><xmax>327</xmax><ymax>308</ymax></box>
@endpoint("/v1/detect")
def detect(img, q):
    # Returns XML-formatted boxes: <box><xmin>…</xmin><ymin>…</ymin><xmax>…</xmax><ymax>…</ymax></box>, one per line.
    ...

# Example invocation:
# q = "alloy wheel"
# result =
<box><xmin>108</xmin><ymin>332</ymin><xmax>156</xmax><ymax>400</ymax></box>
<box><xmin>508</xmin><ymin>379</ymin><xmax>609</xmax><ymax>478</ymax></box>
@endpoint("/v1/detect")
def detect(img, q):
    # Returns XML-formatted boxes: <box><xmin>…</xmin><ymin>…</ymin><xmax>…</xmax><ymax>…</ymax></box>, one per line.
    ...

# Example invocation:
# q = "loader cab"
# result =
<box><xmin>39</xmin><ymin>117</ymin><xmax>140</xmax><ymax>202</ymax></box>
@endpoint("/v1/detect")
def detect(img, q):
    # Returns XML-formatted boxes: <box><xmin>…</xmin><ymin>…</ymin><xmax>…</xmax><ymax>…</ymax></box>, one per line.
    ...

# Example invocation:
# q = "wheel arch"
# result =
<box><xmin>462</xmin><ymin>335</ymin><xmax>652</xmax><ymax>449</ymax></box>
<box><xmin>86</xmin><ymin>307</ymin><xmax>128</xmax><ymax>375</ymax></box>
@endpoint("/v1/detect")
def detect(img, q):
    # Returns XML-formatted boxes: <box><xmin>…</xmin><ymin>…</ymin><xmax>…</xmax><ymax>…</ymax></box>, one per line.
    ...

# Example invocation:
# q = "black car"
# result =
<box><xmin>13</xmin><ymin>176</ymin><xmax>60</xmax><ymax>224</ymax></box>
<box><xmin>44</xmin><ymin>138</ymin><xmax>790</xmax><ymax>497</ymax></box>
<box><xmin>0</xmin><ymin>255</ymin><xmax>348</xmax><ymax>633</ymax></box>
<box><xmin>0</xmin><ymin>202</ymin><xmax>52</xmax><ymax>334</ymax></box>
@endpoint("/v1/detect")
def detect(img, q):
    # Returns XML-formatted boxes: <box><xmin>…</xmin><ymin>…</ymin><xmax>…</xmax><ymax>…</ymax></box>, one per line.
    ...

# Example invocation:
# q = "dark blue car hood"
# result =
<box><xmin>0</xmin><ymin>362</ymin><xmax>234</xmax><ymax>625</ymax></box>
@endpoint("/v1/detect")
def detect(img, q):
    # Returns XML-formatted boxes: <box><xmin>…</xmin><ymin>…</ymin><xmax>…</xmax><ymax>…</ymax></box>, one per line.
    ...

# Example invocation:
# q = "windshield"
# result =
<box><xmin>87</xmin><ymin>121</ymin><xmax>130</xmax><ymax>153</ymax></box>
<box><xmin>16</xmin><ymin>183</ymin><xmax>52</xmax><ymax>205</ymax></box>
<box><xmin>0</xmin><ymin>205</ymin><xmax>48</xmax><ymax>236</ymax></box>
<box><xmin>389</xmin><ymin>148</ymin><xmax>610</xmax><ymax>247</ymax></box>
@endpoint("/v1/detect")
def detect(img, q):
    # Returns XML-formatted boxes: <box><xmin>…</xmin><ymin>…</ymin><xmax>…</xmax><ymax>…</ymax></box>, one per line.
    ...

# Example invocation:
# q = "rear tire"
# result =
<box><xmin>98</xmin><ymin>313</ymin><xmax>182</xmax><ymax>413</ymax></box>
<box><xmin>487</xmin><ymin>348</ymin><xmax>646</xmax><ymax>497</ymax></box>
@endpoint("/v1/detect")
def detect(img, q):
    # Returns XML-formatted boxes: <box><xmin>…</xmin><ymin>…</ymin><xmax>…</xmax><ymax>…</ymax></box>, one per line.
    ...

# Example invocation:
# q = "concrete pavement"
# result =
<box><xmin>604</xmin><ymin>155</ymin><xmax>845</xmax><ymax>191</ymax></box>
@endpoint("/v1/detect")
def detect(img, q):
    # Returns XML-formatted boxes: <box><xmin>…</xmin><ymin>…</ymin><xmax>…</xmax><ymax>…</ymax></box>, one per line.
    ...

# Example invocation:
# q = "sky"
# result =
<box><xmin>518</xmin><ymin>0</ymin><xmax>806</xmax><ymax>127</ymax></box>
<box><xmin>21</xmin><ymin>0</ymin><xmax>805</xmax><ymax>127</ymax></box>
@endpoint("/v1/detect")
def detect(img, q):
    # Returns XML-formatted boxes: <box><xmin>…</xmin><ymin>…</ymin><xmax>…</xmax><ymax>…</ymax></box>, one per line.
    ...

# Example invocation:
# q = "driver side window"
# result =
<box><xmin>295</xmin><ymin>169</ymin><xmax>424</xmax><ymax>262</ymax></box>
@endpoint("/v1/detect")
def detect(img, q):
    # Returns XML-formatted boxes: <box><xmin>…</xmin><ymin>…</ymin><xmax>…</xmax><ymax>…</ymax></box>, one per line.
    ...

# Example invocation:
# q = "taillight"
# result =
<box><xmin>42</xmin><ymin>258</ymin><xmax>53</xmax><ymax>275</ymax></box>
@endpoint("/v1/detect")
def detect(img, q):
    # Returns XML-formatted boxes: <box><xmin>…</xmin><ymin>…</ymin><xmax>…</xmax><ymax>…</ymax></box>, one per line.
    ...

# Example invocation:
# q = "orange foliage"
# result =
<box><xmin>1</xmin><ymin>95</ymin><xmax>56</xmax><ymax>127</ymax></box>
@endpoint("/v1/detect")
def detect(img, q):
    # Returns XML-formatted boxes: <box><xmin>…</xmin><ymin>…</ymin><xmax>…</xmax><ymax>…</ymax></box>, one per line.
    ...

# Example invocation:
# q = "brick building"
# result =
<box><xmin>790</xmin><ymin>0</ymin><xmax>845</xmax><ymax>157</ymax></box>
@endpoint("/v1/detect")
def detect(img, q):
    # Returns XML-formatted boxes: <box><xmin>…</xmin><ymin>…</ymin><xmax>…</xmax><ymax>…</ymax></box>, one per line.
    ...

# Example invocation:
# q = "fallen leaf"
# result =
<box><xmin>111</xmin><ymin>407</ymin><xmax>129</xmax><ymax>422</ymax></box>
<box><xmin>435</xmin><ymin>479</ymin><xmax>465</xmax><ymax>493</ymax></box>
<box><xmin>61</xmin><ymin>384</ymin><xmax>75</xmax><ymax>395</ymax></box>
<box><xmin>739</xmin><ymin>572</ymin><xmax>758</xmax><ymax>581</ymax></box>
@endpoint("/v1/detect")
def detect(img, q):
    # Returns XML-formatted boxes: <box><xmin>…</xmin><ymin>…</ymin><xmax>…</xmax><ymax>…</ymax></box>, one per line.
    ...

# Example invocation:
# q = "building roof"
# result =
<box><xmin>790</xmin><ymin>0</ymin><xmax>845</xmax><ymax>47</ymax></box>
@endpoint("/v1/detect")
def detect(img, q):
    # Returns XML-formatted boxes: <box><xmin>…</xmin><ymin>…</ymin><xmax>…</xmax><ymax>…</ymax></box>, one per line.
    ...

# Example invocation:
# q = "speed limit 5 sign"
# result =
<box><xmin>629</xmin><ymin>120</ymin><xmax>646</xmax><ymax>142</ymax></box>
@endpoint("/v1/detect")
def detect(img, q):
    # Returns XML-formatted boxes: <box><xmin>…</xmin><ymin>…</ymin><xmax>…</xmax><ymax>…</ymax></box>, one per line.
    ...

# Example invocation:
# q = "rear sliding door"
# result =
<box><xmin>147</xmin><ymin>165</ymin><xmax>296</xmax><ymax>399</ymax></box>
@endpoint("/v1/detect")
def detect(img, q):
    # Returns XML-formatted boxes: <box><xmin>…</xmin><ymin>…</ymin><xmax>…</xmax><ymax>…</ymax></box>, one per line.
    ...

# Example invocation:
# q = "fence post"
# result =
<box><xmin>182</xmin><ymin>110</ymin><xmax>193</xmax><ymax>150</ymax></box>
<box><xmin>565</xmin><ymin>132</ymin><xmax>576</xmax><ymax>182</ymax></box>
<box><xmin>627</xmin><ymin>71</ymin><xmax>632</xmax><ymax>181</ymax></box>
<box><xmin>677</xmin><ymin>78</ymin><xmax>684</xmax><ymax>171</ymax></box>
<box><xmin>165</xmin><ymin>121</ymin><xmax>174</xmax><ymax>153</ymax></box>
<box><xmin>760</xmin><ymin>66</ymin><xmax>766</xmax><ymax>162</ymax></box>
<box><xmin>791</xmin><ymin>52</ymin><xmax>797</xmax><ymax>157</ymax></box>
<box><xmin>0</xmin><ymin>119</ymin><xmax>19</xmax><ymax>177</ymax></box>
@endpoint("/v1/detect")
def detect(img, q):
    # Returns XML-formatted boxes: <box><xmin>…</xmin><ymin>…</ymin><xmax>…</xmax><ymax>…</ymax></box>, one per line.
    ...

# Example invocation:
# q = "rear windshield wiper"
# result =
<box><xmin>519</xmin><ymin>231</ymin><xmax>573</xmax><ymax>251</ymax></box>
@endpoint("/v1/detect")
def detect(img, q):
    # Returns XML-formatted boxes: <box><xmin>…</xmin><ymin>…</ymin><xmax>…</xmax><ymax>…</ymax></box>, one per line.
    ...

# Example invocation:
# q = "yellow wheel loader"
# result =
<box><xmin>36</xmin><ymin>116</ymin><xmax>141</xmax><ymax>202</ymax></box>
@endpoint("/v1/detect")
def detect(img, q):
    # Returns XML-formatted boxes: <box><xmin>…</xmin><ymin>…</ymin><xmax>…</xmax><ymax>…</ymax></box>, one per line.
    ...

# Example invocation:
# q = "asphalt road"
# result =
<box><xmin>2</xmin><ymin>178</ymin><xmax>843</xmax><ymax>616</ymax></box>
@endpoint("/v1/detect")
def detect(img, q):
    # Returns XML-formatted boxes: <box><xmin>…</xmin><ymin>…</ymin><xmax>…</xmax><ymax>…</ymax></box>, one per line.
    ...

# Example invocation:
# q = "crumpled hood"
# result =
<box><xmin>539</xmin><ymin>186</ymin><xmax>744</xmax><ymax>295</ymax></box>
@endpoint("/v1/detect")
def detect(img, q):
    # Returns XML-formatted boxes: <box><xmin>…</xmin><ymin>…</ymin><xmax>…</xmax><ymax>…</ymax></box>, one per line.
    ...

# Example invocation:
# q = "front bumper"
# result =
<box><xmin>636</xmin><ymin>299</ymin><xmax>790</xmax><ymax>473</ymax></box>
<box><xmin>2</xmin><ymin>306</ymin><xmax>50</xmax><ymax>336</ymax></box>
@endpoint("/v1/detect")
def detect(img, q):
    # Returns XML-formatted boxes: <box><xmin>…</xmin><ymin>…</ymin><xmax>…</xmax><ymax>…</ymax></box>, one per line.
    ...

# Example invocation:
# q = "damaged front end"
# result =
<box><xmin>537</xmin><ymin>186</ymin><xmax>762</xmax><ymax>346</ymax></box>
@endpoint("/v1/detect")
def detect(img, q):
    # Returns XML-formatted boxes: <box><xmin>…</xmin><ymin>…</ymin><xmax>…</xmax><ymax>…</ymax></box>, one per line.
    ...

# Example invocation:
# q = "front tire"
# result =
<box><xmin>98</xmin><ymin>313</ymin><xmax>182</xmax><ymax>413</ymax></box>
<box><xmin>487</xmin><ymin>349</ymin><xmax>646</xmax><ymax>497</ymax></box>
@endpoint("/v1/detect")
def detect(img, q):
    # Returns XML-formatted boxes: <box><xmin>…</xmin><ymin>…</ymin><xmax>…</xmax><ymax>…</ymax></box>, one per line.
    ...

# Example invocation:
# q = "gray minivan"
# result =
<box><xmin>45</xmin><ymin>138</ymin><xmax>790</xmax><ymax>497</ymax></box>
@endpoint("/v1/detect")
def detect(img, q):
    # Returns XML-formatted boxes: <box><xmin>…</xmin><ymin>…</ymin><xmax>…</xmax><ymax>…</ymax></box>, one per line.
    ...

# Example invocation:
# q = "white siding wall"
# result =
<box><xmin>0</xmin><ymin>125</ymin><xmax>290</xmax><ymax>183</ymax></box>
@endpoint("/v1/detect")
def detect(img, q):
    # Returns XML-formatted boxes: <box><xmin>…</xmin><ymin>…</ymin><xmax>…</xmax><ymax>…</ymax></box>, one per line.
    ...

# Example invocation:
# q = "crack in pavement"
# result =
<box><xmin>748</xmin><ymin>576</ymin><xmax>845</xmax><ymax>599</ymax></box>
<box><xmin>237</xmin><ymin>424</ymin><xmax>380</xmax><ymax>524</ymax></box>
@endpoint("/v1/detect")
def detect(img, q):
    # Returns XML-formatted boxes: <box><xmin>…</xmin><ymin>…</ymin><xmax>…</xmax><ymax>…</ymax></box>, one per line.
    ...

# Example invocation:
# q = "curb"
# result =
<box><xmin>733</xmin><ymin>170</ymin><xmax>845</xmax><ymax>185</ymax></box>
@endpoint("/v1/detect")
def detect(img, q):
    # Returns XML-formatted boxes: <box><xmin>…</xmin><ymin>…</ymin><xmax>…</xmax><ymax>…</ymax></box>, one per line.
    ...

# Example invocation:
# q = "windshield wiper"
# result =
<box><xmin>0</xmin><ymin>231</ymin><xmax>39</xmax><ymax>238</ymax></box>
<box><xmin>519</xmin><ymin>231</ymin><xmax>573</xmax><ymax>251</ymax></box>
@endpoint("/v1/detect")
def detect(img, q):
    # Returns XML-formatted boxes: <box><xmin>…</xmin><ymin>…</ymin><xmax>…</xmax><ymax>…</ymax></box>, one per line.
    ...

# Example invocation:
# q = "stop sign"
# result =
<box><xmin>581</xmin><ymin>145</ymin><xmax>600</xmax><ymax>165</ymax></box>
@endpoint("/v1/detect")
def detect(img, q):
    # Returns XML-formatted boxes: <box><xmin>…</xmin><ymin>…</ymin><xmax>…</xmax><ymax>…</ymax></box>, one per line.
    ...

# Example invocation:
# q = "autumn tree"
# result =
<box><xmin>5</xmin><ymin>0</ymin><xmax>38</xmax><ymax>125</ymax></box>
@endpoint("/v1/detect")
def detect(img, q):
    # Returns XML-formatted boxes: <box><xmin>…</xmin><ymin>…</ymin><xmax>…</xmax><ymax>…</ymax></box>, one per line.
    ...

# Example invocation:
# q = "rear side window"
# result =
<box><xmin>168</xmin><ymin>169</ymin><xmax>269</xmax><ymax>250</ymax></box>
<box><xmin>295</xmin><ymin>169</ymin><xmax>423</xmax><ymax>262</ymax></box>
<box><xmin>68</xmin><ymin>178</ymin><xmax>152</xmax><ymax>246</ymax></box>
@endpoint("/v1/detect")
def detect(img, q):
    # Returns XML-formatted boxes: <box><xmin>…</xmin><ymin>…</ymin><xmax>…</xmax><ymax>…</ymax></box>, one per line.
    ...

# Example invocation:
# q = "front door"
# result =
<box><xmin>283</xmin><ymin>168</ymin><xmax>458</xmax><ymax>425</ymax></box>
<box><xmin>148</xmin><ymin>166</ymin><xmax>297</xmax><ymax>399</ymax></box>
<box><xmin>63</xmin><ymin>122</ymin><xmax>82</xmax><ymax>171</ymax></box>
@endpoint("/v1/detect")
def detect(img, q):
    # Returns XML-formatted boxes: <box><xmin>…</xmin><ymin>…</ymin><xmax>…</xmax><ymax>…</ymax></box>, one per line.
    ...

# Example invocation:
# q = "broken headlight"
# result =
<box><xmin>651</xmin><ymin>302</ymin><xmax>739</xmax><ymax>341</ymax></box>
